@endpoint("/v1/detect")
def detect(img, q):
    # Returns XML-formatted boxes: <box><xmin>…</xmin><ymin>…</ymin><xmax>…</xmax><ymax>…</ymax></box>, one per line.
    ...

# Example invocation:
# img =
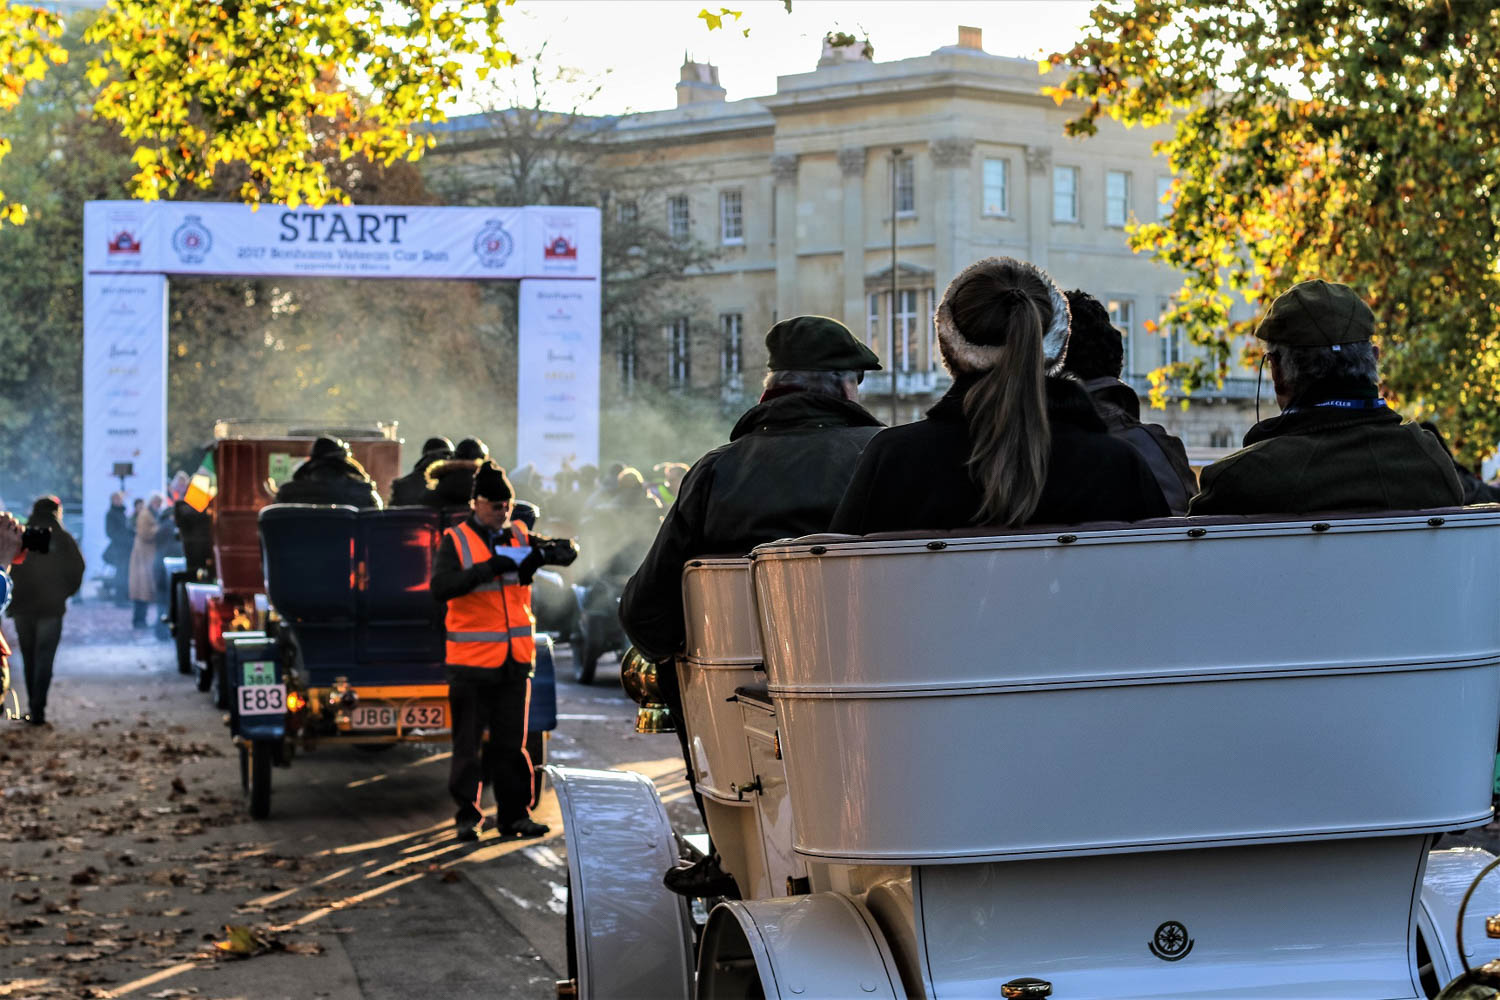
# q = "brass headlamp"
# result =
<box><xmin>619</xmin><ymin>647</ymin><xmax>675</xmax><ymax>734</ymax></box>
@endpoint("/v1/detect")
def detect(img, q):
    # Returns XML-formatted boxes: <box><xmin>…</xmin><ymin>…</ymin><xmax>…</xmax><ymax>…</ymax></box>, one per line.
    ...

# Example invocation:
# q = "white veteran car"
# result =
<box><xmin>549</xmin><ymin>508</ymin><xmax>1500</xmax><ymax>999</ymax></box>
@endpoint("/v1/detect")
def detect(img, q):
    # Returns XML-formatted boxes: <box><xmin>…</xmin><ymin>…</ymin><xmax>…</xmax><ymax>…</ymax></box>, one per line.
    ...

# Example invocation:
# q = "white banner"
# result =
<box><xmin>81</xmin><ymin>272</ymin><xmax>168</xmax><ymax>575</ymax></box>
<box><xmin>83</xmin><ymin>201</ymin><xmax>601</xmax><ymax>282</ymax></box>
<box><xmin>516</xmin><ymin>279</ymin><xmax>601</xmax><ymax>478</ymax></box>
<box><xmin>81</xmin><ymin>200</ymin><xmax>601</xmax><ymax>564</ymax></box>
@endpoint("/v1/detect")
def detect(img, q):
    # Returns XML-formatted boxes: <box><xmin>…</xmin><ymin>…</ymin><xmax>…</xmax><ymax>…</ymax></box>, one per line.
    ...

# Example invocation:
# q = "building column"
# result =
<box><xmin>837</xmin><ymin>146</ymin><xmax>867</xmax><ymax>337</ymax></box>
<box><xmin>1025</xmin><ymin>144</ymin><xmax>1052</xmax><ymax>269</ymax></box>
<box><xmin>771</xmin><ymin>153</ymin><xmax>799</xmax><ymax>322</ymax></box>
<box><xmin>930</xmin><ymin>136</ymin><xmax>975</xmax><ymax>370</ymax></box>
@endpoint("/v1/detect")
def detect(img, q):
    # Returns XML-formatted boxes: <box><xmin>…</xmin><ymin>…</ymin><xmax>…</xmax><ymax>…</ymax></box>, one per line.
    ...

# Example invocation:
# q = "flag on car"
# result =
<box><xmin>184</xmin><ymin>453</ymin><xmax>216</xmax><ymax>512</ymax></box>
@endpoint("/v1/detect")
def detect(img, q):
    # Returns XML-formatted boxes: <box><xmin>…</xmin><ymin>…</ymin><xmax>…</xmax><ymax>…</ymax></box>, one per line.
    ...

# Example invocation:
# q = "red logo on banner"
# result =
<box><xmin>544</xmin><ymin>235</ymin><xmax>577</xmax><ymax>260</ymax></box>
<box><xmin>108</xmin><ymin>231</ymin><xmax>141</xmax><ymax>255</ymax></box>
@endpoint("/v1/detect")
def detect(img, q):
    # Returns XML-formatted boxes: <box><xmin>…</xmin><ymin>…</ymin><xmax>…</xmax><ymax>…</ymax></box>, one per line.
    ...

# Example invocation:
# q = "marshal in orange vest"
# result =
<box><xmin>442</xmin><ymin>520</ymin><xmax>537</xmax><ymax>669</ymax></box>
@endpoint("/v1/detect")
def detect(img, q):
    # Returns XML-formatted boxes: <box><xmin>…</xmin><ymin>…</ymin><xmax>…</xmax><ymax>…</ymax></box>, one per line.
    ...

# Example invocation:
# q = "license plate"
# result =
<box><xmin>349</xmin><ymin>702</ymin><xmax>448</xmax><ymax>731</ymax></box>
<box><xmin>238</xmin><ymin>683</ymin><xmax>286</xmax><ymax>716</ymax></box>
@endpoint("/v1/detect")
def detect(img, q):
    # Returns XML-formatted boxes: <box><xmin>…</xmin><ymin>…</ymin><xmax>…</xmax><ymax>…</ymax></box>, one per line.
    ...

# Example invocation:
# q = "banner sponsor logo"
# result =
<box><xmin>171</xmin><ymin>215</ymin><xmax>212</xmax><ymax>264</ymax></box>
<box><xmin>474</xmin><ymin>218</ymin><xmax>515</xmax><ymax>268</ymax></box>
<box><xmin>108</xmin><ymin>230</ymin><xmax>141</xmax><ymax>255</ymax></box>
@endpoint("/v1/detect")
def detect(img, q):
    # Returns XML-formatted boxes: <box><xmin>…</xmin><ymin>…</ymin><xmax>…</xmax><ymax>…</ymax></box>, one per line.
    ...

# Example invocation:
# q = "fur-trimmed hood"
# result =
<box><xmin>424</xmin><ymin>457</ymin><xmax>482</xmax><ymax>490</ymax></box>
<box><xmin>934</xmin><ymin>257</ymin><xmax>1070</xmax><ymax>376</ymax></box>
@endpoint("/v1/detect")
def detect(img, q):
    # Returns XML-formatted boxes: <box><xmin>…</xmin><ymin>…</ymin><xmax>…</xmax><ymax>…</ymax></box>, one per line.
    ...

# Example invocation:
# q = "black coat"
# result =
<box><xmin>1082</xmin><ymin>377</ymin><xmax>1199</xmax><ymax>515</ymax></box>
<box><xmin>829</xmin><ymin>375</ymin><xmax>1169</xmax><ymax>535</ymax></box>
<box><xmin>620</xmin><ymin>390</ymin><xmax>884</xmax><ymax>660</ymax></box>
<box><xmin>103</xmin><ymin>504</ymin><xmax>131</xmax><ymax>568</ymax></box>
<box><xmin>8</xmin><ymin>515</ymin><xmax>85</xmax><ymax>619</ymax></box>
<box><xmin>273</xmin><ymin>455</ymin><xmax>383</xmax><ymax>509</ymax></box>
<box><xmin>390</xmin><ymin>453</ymin><xmax>446</xmax><ymax>507</ymax></box>
<box><xmin>422</xmin><ymin>458</ymin><xmax>482</xmax><ymax>510</ymax></box>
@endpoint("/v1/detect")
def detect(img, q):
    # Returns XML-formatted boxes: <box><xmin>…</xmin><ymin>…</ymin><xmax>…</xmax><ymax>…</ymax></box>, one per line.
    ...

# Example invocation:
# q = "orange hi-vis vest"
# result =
<box><xmin>443</xmin><ymin>519</ymin><xmax>536</xmax><ymax>669</ymax></box>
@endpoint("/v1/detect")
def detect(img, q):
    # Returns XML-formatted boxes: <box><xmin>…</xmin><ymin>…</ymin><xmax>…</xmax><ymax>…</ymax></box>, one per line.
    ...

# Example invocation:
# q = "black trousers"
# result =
<box><xmin>655</xmin><ymin>657</ymin><xmax>709</xmax><ymax>831</ymax></box>
<box><xmin>15</xmin><ymin>615</ymin><xmax>62</xmax><ymax>716</ymax></box>
<box><xmin>448</xmin><ymin>672</ymin><xmax>533</xmax><ymax>828</ymax></box>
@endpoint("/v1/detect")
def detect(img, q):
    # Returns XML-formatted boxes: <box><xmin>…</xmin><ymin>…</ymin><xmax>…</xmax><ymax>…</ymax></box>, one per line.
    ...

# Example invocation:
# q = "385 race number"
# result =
<box><xmin>237</xmin><ymin>684</ymin><xmax>286</xmax><ymax>716</ymax></box>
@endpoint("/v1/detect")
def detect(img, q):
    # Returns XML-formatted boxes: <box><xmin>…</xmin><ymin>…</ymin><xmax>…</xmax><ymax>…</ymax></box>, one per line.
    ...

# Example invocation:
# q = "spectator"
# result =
<box><xmin>423</xmin><ymin>437</ymin><xmax>490</xmax><ymax>510</ymax></box>
<box><xmin>273</xmin><ymin>437</ymin><xmax>383</xmax><ymax>509</ymax></box>
<box><xmin>7</xmin><ymin>496</ymin><xmax>84</xmax><ymax>725</ymax></box>
<box><xmin>390</xmin><ymin>436</ymin><xmax>454</xmax><ymax>507</ymax></box>
<box><xmin>102</xmin><ymin>491</ymin><xmax>132</xmax><ymax>604</ymax></box>
<box><xmin>1189</xmin><ymin>280</ymin><xmax>1461</xmax><ymax>515</ymax></box>
<box><xmin>1062</xmin><ymin>289</ymin><xmax>1198</xmax><ymax>514</ymax></box>
<box><xmin>830</xmin><ymin>257</ymin><xmax>1168</xmax><ymax>534</ymax></box>
<box><xmin>129</xmin><ymin>493</ymin><xmax>162</xmax><ymax>628</ymax></box>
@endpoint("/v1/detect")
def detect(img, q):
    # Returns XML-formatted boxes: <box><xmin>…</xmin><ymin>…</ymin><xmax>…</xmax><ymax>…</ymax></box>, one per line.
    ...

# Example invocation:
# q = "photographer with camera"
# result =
<box><xmin>7</xmin><ymin>497</ymin><xmax>83</xmax><ymax>726</ymax></box>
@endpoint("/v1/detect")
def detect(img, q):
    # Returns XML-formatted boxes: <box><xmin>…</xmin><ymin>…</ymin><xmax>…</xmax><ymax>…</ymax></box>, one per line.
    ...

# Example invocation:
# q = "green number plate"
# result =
<box><xmin>242</xmin><ymin>660</ymin><xmax>276</xmax><ymax>686</ymax></box>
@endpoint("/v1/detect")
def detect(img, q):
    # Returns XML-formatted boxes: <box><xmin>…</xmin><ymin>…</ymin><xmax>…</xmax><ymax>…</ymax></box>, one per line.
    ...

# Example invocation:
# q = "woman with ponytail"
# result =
<box><xmin>829</xmin><ymin>257</ymin><xmax>1167</xmax><ymax>534</ymax></box>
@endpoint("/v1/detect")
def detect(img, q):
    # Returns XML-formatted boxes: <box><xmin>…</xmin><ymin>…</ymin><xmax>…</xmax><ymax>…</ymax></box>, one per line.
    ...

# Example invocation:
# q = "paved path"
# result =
<box><xmin>0</xmin><ymin>595</ymin><xmax>691</xmax><ymax>999</ymax></box>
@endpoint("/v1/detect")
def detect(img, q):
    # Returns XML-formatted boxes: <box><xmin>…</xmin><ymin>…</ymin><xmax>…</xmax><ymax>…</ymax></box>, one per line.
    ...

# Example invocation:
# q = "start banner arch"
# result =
<box><xmin>81</xmin><ymin>200</ymin><xmax>601</xmax><ymax>569</ymax></box>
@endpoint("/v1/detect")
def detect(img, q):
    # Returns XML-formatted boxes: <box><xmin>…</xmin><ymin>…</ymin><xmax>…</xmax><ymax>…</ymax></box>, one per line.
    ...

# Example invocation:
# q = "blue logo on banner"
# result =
<box><xmin>474</xmin><ymin>219</ymin><xmax>514</xmax><ymax>268</ymax></box>
<box><xmin>172</xmin><ymin>215</ymin><xmax>213</xmax><ymax>264</ymax></box>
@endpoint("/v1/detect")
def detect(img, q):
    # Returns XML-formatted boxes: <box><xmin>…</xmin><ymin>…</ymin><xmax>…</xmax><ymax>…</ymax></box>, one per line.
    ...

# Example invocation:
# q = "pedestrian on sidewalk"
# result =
<box><xmin>102</xmin><ymin>492</ymin><xmax>132</xmax><ymax>604</ymax></box>
<box><xmin>129</xmin><ymin>493</ymin><xmax>162</xmax><ymax>629</ymax></box>
<box><xmin>7</xmin><ymin>496</ymin><xmax>84</xmax><ymax>725</ymax></box>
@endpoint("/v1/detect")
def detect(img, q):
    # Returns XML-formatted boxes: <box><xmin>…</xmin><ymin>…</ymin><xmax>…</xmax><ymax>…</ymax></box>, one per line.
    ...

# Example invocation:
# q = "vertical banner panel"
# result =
<box><xmin>516</xmin><ymin>279</ymin><xmax>601</xmax><ymax>478</ymax></box>
<box><xmin>82</xmin><ymin>273</ymin><xmax>168</xmax><ymax>574</ymax></box>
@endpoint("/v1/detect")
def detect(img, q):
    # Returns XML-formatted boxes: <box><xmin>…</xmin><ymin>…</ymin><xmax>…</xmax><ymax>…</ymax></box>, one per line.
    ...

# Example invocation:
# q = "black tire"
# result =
<box><xmin>573</xmin><ymin>616</ymin><xmax>600</xmax><ymax>686</ymax></box>
<box><xmin>354</xmin><ymin>743</ymin><xmax>395</xmax><ymax>754</ymax></box>
<box><xmin>173</xmin><ymin>583</ymin><xmax>192</xmax><ymax>675</ymax></box>
<box><xmin>238</xmin><ymin>743</ymin><xmax>250</xmax><ymax>791</ymax></box>
<box><xmin>526</xmin><ymin>729</ymin><xmax>546</xmax><ymax>810</ymax></box>
<box><xmin>247</xmin><ymin>739</ymin><xmax>273</xmax><ymax>819</ymax></box>
<box><xmin>195</xmin><ymin>651</ymin><xmax>215</xmax><ymax>693</ymax></box>
<box><xmin>211</xmin><ymin>653</ymin><xmax>231</xmax><ymax>710</ymax></box>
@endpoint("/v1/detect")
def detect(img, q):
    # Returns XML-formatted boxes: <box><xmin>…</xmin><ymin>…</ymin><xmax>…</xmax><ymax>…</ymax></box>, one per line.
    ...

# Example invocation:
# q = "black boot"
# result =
<box><xmin>663</xmin><ymin>854</ymin><xmax>740</xmax><ymax>899</ymax></box>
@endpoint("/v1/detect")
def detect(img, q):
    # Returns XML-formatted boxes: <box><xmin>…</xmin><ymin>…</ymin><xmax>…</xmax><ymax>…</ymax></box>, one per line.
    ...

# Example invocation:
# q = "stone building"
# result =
<box><xmin>439</xmin><ymin>27</ymin><xmax>1261</xmax><ymax>452</ymax></box>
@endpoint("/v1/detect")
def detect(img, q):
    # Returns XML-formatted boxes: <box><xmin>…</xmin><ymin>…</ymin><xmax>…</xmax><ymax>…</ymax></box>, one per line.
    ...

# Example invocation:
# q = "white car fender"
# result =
<box><xmin>698</xmin><ymin>892</ymin><xmax>906</xmax><ymax>999</ymax></box>
<box><xmin>547</xmin><ymin>765</ymin><xmax>694</xmax><ymax>1000</ymax></box>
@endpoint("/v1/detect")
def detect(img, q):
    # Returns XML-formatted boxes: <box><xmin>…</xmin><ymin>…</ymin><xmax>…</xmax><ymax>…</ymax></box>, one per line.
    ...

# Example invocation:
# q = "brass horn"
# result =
<box><xmin>620</xmin><ymin>646</ymin><xmax>676</xmax><ymax>735</ymax></box>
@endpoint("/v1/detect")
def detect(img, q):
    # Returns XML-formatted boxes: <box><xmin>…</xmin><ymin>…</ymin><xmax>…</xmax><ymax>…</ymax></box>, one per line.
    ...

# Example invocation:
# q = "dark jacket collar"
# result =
<box><xmin>1244</xmin><ymin>377</ymin><xmax>1393</xmax><ymax>446</ymax></box>
<box><xmin>928</xmin><ymin>373</ymin><xmax>1109</xmax><ymax>433</ymax></box>
<box><xmin>730</xmin><ymin>390</ymin><xmax>883</xmax><ymax>441</ymax></box>
<box><xmin>1080</xmin><ymin>376</ymin><xmax>1141</xmax><ymax>419</ymax></box>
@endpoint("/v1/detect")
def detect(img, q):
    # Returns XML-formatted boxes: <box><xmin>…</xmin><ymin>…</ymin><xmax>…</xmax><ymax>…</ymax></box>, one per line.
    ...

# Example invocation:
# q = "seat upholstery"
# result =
<box><xmin>259</xmin><ymin>505</ymin><xmax>358</xmax><ymax>622</ymax></box>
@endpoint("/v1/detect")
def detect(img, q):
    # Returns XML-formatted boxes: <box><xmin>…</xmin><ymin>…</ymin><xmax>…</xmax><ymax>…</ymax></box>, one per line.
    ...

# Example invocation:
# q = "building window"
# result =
<box><xmin>982</xmin><ymin>158</ymin><xmax>1009</xmax><ymax>217</ymax></box>
<box><xmin>667</xmin><ymin>195</ymin><xmax>691</xmax><ymax>241</ymax></box>
<box><xmin>667</xmin><ymin>317</ymin><xmax>691</xmax><ymax>386</ymax></box>
<box><xmin>892</xmin><ymin>156</ymin><xmax>915</xmax><ymax>216</ymax></box>
<box><xmin>1156</xmin><ymin>175</ymin><xmax>1174</xmax><ymax>220</ymax></box>
<box><xmin>1106</xmin><ymin>297</ymin><xmax>1134</xmax><ymax>372</ymax></box>
<box><xmin>1158</xmin><ymin>299</ymin><xmax>1184</xmax><ymax>367</ymax></box>
<box><xmin>719</xmin><ymin>190</ymin><xmax>744</xmax><ymax>245</ymax></box>
<box><xmin>618</xmin><ymin>325</ymin><xmax>637</xmax><ymax>395</ymax></box>
<box><xmin>1106</xmin><ymin>170</ymin><xmax>1131</xmax><ymax>227</ymax></box>
<box><xmin>868</xmin><ymin>288</ymin><xmax>934</xmax><ymax>373</ymax></box>
<box><xmin>720</xmin><ymin>312</ymin><xmax>743</xmax><ymax>384</ymax></box>
<box><xmin>616</xmin><ymin>199</ymin><xmax>638</xmax><ymax>225</ymax></box>
<box><xmin>1053</xmin><ymin>166</ymin><xmax>1079</xmax><ymax>223</ymax></box>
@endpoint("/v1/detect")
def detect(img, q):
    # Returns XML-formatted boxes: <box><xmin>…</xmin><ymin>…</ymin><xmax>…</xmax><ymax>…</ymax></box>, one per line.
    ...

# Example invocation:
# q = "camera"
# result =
<box><xmin>21</xmin><ymin>524</ymin><xmax>50</xmax><ymax>555</ymax></box>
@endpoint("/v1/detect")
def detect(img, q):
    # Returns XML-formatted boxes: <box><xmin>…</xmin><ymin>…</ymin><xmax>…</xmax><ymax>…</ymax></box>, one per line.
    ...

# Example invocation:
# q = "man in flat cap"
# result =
<box><xmin>620</xmin><ymin>315</ymin><xmax>883</xmax><ymax>897</ymax></box>
<box><xmin>1189</xmin><ymin>280</ymin><xmax>1461</xmax><ymax>515</ymax></box>
<box><xmin>431</xmin><ymin>460</ymin><xmax>578</xmax><ymax>842</ymax></box>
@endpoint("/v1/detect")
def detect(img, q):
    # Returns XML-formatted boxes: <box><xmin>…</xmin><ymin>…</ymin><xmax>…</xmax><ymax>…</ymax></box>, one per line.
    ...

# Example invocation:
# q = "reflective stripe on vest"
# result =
<box><xmin>443</xmin><ymin>519</ymin><xmax>536</xmax><ymax>668</ymax></box>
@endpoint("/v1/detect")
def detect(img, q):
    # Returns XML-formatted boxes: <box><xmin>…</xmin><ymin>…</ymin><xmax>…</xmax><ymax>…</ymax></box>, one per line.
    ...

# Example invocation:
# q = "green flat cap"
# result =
<box><xmin>1257</xmin><ymin>280</ymin><xmax>1375</xmax><ymax>347</ymax></box>
<box><xmin>765</xmin><ymin>315</ymin><xmax>882</xmax><ymax>372</ymax></box>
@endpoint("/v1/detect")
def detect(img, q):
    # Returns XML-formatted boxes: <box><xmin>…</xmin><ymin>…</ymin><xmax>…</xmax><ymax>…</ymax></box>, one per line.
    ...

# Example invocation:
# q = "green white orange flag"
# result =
<box><xmin>184</xmin><ymin>452</ymin><xmax>216</xmax><ymax>512</ymax></box>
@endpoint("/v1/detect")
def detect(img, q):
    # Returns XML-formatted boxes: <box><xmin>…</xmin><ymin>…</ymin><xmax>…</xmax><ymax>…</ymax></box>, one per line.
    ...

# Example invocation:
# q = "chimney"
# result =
<box><xmin>677</xmin><ymin>56</ymin><xmax>726</xmax><ymax>107</ymax></box>
<box><xmin>957</xmin><ymin>25</ymin><xmax>983</xmax><ymax>51</ymax></box>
